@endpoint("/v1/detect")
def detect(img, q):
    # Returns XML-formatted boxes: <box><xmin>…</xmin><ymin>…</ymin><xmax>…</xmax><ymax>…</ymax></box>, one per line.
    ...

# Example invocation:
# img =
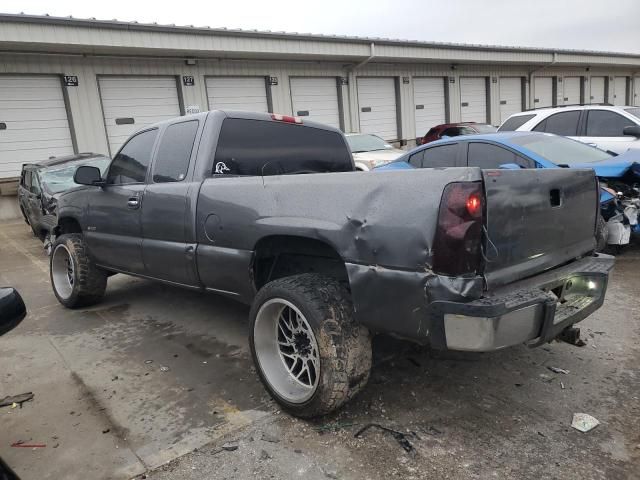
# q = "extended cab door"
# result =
<box><xmin>86</xmin><ymin>128</ymin><xmax>158</xmax><ymax>273</ymax></box>
<box><xmin>141</xmin><ymin>119</ymin><xmax>201</xmax><ymax>286</ymax></box>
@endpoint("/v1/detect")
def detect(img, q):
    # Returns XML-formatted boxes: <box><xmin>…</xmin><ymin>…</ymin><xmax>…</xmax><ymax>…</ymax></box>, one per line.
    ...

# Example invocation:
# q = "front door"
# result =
<box><xmin>141</xmin><ymin>119</ymin><xmax>201</xmax><ymax>286</ymax></box>
<box><xmin>86</xmin><ymin>128</ymin><xmax>158</xmax><ymax>273</ymax></box>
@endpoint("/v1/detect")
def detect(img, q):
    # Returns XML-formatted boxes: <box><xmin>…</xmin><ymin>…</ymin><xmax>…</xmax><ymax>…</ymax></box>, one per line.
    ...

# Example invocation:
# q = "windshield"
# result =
<box><xmin>40</xmin><ymin>157</ymin><xmax>111</xmax><ymax>193</ymax></box>
<box><xmin>625</xmin><ymin>107</ymin><xmax>640</xmax><ymax>121</ymax></box>
<box><xmin>474</xmin><ymin>124</ymin><xmax>498</xmax><ymax>133</ymax></box>
<box><xmin>509</xmin><ymin>134</ymin><xmax>614</xmax><ymax>165</ymax></box>
<box><xmin>346</xmin><ymin>134</ymin><xmax>394</xmax><ymax>153</ymax></box>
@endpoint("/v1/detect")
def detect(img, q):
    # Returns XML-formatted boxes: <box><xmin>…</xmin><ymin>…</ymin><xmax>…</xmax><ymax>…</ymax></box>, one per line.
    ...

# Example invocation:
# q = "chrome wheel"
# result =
<box><xmin>253</xmin><ymin>298</ymin><xmax>320</xmax><ymax>404</ymax></box>
<box><xmin>51</xmin><ymin>244</ymin><xmax>75</xmax><ymax>300</ymax></box>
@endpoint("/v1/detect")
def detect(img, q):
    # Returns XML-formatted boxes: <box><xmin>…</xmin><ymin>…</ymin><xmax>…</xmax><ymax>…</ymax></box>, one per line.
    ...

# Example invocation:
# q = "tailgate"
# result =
<box><xmin>482</xmin><ymin>168</ymin><xmax>598</xmax><ymax>288</ymax></box>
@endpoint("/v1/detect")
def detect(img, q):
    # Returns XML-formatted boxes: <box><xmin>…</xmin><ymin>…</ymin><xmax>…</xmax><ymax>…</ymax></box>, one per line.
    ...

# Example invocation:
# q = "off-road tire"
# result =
<box><xmin>50</xmin><ymin>233</ymin><xmax>107</xmax><ymax>308</ymax></box>
<box><xmin>595</xmin><ymin>215</ymin><xmax>608</xmax><ymax>252</ymax></box>
<box><xmin>249</xmin><ymin>274</ymin><xmax>372</xmax><ymax>418</ymax></box>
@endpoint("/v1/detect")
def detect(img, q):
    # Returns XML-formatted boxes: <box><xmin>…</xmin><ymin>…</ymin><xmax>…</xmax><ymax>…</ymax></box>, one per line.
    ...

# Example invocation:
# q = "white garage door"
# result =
<box><xmin>0</xmin><ymin>75</ymin><xmax>74</xmax><ymax>178</ymax></box>
<box><xmin>589</xmin><ymin>77</ymin><xmax>606</xmax><ymax>104</ymax></box>
<box><xmin>613</xmin><ymin>77</ymin><xmax>627</xmax><ymax>106</ymax></box>
<box><xmin>460</xmin><ymin>77</ymin><xmax>487</xmax><ymax>123</ymax></box>
<box><xmin>206</xmin><ymin>77</ymin><xmax>269</xmax><ymax>113</ymax></box>
<box><xmin>533</xmin><ymin>77</ymin><xmax>554</xmax><ymax>108</ymax></box>
<box><xmin>634</xmin><ymin>77</ymin><xmax>640</xmax><ymax>106</ymax></box>
<box><xmin>499</xmin><ymin>77</ymin><xmax>523</xmax><ymax>123</ymax></box>
<box><xmin>563</xmin><ymin>77</ymin><xmax>581</xmax><ymax>104</ymax></box>
<box><xmin>357</xmin><ymin>77</ymin><xmax>398</xmax><ymax>140</ymax></box>
<box><xmin>289</xmin><ymin>77</ymin><xmax>340</xmax><ymax>129</ymax></box>
<box><xmin>413</xmin><ymin>77</ymin><xmax>446</xmax><ymax>137</ymax></box>
<box><xmin>99</xmin><ymin>76</ymin><xmax>181</xmax><ymax>155</ymax></box>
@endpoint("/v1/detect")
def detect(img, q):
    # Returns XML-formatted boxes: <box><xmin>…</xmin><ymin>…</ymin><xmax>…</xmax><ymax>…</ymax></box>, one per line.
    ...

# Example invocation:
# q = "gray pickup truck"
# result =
<box><xmin>50</xmin><ymin>110</ymin><xmax>614</xmax><ymax>417</ymax></box>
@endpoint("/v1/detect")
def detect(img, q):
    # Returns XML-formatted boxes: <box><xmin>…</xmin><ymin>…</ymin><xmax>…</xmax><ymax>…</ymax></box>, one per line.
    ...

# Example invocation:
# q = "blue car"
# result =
<box><xmin>378</xmin><ymin>131</ymin><xmax>640</xmax><ymax>249</ymax></box>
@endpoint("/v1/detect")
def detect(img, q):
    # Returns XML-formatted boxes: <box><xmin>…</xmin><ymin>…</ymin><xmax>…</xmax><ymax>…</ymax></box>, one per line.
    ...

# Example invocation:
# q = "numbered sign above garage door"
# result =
<box><xmin>98</xmin><ymin>76</ymin><xmax>181</xmax><ymax>155</ymax></box>
<box><xmin>0</xmin><ymin>75</ymin><xmax>75</xmax><ymax>179</ymax></box>
<box><xmin>289</xmin><ymin>77</ymin><xmax>341</xmax><ymax>129</ymax></box>
<box><xmin>460</xmin><ymin>77</ymin><xmax>488</xmax><ymax>123</ymax></box>
<box><xmin>357</xmin><ymin>77</ymin><xmax>398</xmax><ymax>141</ymax></box>
<box><xmin>206</xmin><ymin>77</ymin><xmax>269</xmax><ymax>113</ymax></box>
<box><xmin>413</xmin><ymin>77</ymin><xmax>446</xmax><ymax>138</ymax></box>
<box><xmin>499</xmin><ymin>77</ymin><xmax>524</xmax><ymax>124</ymax></box>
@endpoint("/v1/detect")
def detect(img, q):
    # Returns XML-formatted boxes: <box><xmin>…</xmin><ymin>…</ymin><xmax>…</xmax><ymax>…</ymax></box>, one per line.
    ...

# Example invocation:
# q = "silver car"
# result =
<box><xmin>345</xmin><ymin>133</ymin><xmax>405</xmax><ymax>171</ymax></box>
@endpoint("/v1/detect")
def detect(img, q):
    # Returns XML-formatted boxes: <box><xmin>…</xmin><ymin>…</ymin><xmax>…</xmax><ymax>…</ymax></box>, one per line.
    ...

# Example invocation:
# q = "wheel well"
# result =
<box><xmin>253</xmin><ymin>236</ymin><xmax>348</xmax><ymax>291</ymax></box>
<box><xmin>56</xmin><ymin>217</ymin><xmax>82</xmax><ymax>235</ymax></box>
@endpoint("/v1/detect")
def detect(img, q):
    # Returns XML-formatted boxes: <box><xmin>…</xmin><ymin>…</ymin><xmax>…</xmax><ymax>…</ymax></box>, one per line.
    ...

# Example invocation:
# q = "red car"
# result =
<box><xmin>418</xmin><ymin>122</ymin><xmax>497</xmax><ymax>145</ymax></box>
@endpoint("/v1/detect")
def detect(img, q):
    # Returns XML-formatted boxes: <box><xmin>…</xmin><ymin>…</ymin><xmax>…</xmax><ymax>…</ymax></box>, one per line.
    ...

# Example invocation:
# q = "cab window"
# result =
<box><xmin>106</xmin><ymin>129</ymin><xmax>158</xmax><ymax>185</ymax></box>
<box><xmin>533</xmin><ymin>111</ymin><xmax>580</xmax><ymax>136</ymax></box>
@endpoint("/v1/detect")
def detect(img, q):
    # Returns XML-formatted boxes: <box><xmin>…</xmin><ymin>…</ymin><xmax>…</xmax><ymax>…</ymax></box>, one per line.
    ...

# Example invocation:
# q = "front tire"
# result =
<box><xmin>50</xmin><ymin>234</ymin><xmax>107</xmax><ymax>308</ymax></box>
<box><xmin>249</xmin><ymin>274</ymin><xmax>372</xmax><ymax>418</ymax></box>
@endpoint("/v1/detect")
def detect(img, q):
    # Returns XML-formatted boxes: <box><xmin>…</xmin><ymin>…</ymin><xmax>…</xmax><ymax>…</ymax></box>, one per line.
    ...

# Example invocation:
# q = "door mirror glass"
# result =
<box><xmin>0</xmin><ymin>288</ymin><xmax>26</xmax><ymax>336</ymax></box>
<box><xmin>623</xmin><ymin>125</ymin><xmax>640</xmax><ymax>138</ymax></box>
<box><xmin>74</xmin><ymin>165</ymin><xmax>104</xmax><ymax>186</ymax></box>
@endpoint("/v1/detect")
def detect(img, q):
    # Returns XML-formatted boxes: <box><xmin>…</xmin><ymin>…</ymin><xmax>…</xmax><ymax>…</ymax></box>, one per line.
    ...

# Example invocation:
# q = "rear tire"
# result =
<box><xmin>50</xmin><ymin>233</ymin><xmax>107</xmax><ymax>308</ymax></box>
<box><xmin>249</xmin><ymin>274</ymin><xmax>372</xmax><ymax>418</ymax></box>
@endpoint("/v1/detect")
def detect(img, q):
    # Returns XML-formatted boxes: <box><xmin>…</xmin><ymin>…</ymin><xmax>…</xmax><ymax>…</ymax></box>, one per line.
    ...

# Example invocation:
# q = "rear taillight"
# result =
<box><xmin>271</xmin><ymin>113</ymin><xmax>303</xmax><ymax>124</ymax></box>
<box><xmin>432</xmin><ymin>182</ymin><xmax>484</xmax><ymax>276</ymax></box>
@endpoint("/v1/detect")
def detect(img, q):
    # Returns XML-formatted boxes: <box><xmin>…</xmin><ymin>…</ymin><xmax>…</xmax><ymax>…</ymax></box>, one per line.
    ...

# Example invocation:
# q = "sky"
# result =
<box><xmin>1</xmin><ymin>0</ymin><xmax>640</xmax><ymax>54</ymax></box>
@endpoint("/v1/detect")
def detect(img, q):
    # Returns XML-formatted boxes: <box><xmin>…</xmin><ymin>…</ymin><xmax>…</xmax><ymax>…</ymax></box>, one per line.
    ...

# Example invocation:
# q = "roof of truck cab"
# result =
<box><xmin>24</xmin><ymin>152</ymin><xmax>108</xmax><ymax>169</ymax></box>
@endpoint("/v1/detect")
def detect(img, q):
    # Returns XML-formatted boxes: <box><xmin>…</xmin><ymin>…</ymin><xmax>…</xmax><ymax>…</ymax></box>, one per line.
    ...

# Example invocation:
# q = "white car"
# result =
<box><xmin>499</xmin><ymin>105</ymin><xmax>640</xmax><ymax>155</ymax></box>
<box><xmin>345</xmin><ymin>133</ymin><xmax>405</xmax><ymax>171</ymax></box>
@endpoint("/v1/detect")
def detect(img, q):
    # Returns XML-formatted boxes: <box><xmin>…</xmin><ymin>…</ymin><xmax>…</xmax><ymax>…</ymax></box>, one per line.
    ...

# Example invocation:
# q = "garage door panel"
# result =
<box><xmin>563</xmin><ymin>77</ymin><xmax>581</xmax><ymax>104</ymax></box>
<box><xmin>99</xmin><ymin>76</ymin><xmax>181</xmax><ymax>155</ymax></box>
<box><xmin>357</xmin><ymin>77</ymin><xmax>398</xmax><ymax>140</ymax></box>
<box><xmin>206</xmin><ymin>77</ymin><xmax>269</xmax><ymax>113</ymax></box>
<box><xmin>499</xmin><ymin>77</ymin><xmax>523</xmax><ymax>123</ymax></box>
<box><xmin>534</xmin><ymin>77</ymin><xmax>553</xmax><ymax>107</ymax></box>
<box><xmin>0</xmin><ymin>75</ymin><xmax>74</xmax><ymax>178</ymax></box>
<box><xmin>414</xmin><ymin>77</ymin><xmax>447</xmax><ymax>137</ymax></box>
<box><xmin>613</xmin><ymin>77</ymin><xmax>627</xmax><ymax>106</ymax></box>
<box><xmin>590</xmin><ymin>77</ymin><xmax>606</xmax><ymax>103</ymax></box>
<box><xmin>460</xmin><ymin>77</ymin><xmax>487</xmax><ymax>123</ymax></box>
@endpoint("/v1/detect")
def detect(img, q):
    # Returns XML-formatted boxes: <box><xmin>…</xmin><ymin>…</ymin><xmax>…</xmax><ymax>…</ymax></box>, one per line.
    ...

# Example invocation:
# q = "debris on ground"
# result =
<box><xmin>571</xmin><ymin>413</ymin><xmax>600</xmax><ymax>433</ymax></box>
<box><xmin>354</xmin><ymin>423</ymin><xmax>415</xmax><ymax>454</ymax></box>
<box><xmin>260</xmin><ymin>432</ymin><xmax>280</xmax><ymax>443</ymax></box>
<box><xmin>547</xmin><ymin>366</ymin><xmax>570</xmax><ymax>375</ymax></box>
<box><xmin>0</xmin><ymin>392</ymin><xmax>34</xmax><ymax>409</ymax></box>
<box><xmin>144</xmin><ymin>360</ymin><xmax>153</xmax><ymax>364</ymax></box>
<box><xmin>221</xmin><ymin>441</ymin><xmax>238</xmax><ymax>451</ymax></box>
<box><xmin>159</xmin><ymin>366</ymin><xmax>170</xmax><ymax>372</ymax></box>
<box><xmin>560</xmin><ymin>382</ymin><xmax>566</xmax><ymax>390</ymax></box>
<box><xmin>315</xmin><ymin>422</ymin><xmax>356</xmax><ymax>433</ymax></box>
<box><xmin>557</xmin><ymin>327</ymin><xmax>587</xmax><ymax>347</ymax></box>
<box><xmin>259</xmin><ymin>449</ymin><xmax>271</xmax><ymax>460</ymax></box>
<box><xmin>11</xmin><ymin>441</ymin><xmax>46</xmax><ymax>448</ymax></box>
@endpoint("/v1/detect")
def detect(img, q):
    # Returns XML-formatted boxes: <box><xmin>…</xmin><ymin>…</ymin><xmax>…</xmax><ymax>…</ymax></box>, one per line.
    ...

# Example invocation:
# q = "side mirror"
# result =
<box><xmin>0</xmin><ymin>288</ymin><xmax>26</xmax><ymax>336</ymax></box>
<box><xmin>499</xmin><ymin>163</ymin><xmax>523</xmax><ymax>170</ymax></box>
<box><xmin>623</xmin><ymin>125</ymin><xmax>640</xmax><ymax>138</ymax></box>
<box><xmin>74</xmin><ymin>165</ymin><xmax>105</xmax><ymax>186</ymax></box>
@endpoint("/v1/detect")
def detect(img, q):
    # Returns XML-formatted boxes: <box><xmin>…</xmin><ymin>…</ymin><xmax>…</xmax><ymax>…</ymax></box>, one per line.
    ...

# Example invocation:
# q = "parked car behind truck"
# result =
<box><xmin>50</xmin><ymin>110</ymin><xmax>614</xmax><ymax>417</ymax></box>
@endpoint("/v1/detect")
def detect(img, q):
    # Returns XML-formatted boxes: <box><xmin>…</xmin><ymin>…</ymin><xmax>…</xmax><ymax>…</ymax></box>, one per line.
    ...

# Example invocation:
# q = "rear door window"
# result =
<box><xmin>107</xmin><ymin>129</ymin><xmax>158</xmax><ymax>185</ymax></box>
<box><xmin>533</xmin><ymin>111</ymin><xmax>580</xmax><ymax>136</ymax></box>
<box><xmin>585</xmin><ymin>110</ymin><xmax>635</xmax><ymax>137</ymax></box>
<box><xmin>153</xmin><ymin>121</ymin><xmax>199</xmax><ymax>183</ymax></box>
<box><xmin>468</xmin><ymin>142</ymin><xmax>536</xmax><ymax>169</ymax></box>
<box><xmin>498</xmin><ymin>114</ymin><xmax>536</xmax><ymax>131</ymax></box>
<box><xmin>408</xmin><ymin>150</ymin><xmax>424</xmax><ymax>168</ymax></box>
<box><xmin>213</xmin><ymin>118</ymin><xmax>353</xmax><ymax>176</ymax></box>
<box><xmin>421</xmin><ymin>144</ymin><xmax>460</xmax><ymax>168</ymax></box>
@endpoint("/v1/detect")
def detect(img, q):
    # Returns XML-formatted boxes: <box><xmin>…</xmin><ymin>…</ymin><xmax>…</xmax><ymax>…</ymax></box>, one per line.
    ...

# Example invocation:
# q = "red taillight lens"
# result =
<box><xmin>271</xmin><ymin>113</ymin><xmax>303</xmax><ymax>124</ymax></box>
<box><xmin>432</xmin><ymin>182</ymin><xmax>484</xmax><ymax>276</ymax></box>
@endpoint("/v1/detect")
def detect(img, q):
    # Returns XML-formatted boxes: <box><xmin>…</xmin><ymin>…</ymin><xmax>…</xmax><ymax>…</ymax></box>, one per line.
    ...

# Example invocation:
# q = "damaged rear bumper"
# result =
<box><xmin>346</xmin><ymin>254</ymin><xmax>614</xmax><ymax>351</ymax></box>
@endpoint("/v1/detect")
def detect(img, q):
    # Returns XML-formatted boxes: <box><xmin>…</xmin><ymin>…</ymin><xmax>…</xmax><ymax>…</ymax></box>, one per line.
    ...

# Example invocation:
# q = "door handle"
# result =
<box><xmin>127</xmin><ymin>196</ymin><xmax>140</xmax><ymax>209</ymax></box>
<box><xmin>587</xmin><ymin>143</ymin><xmax>598</xmax><ymax>148</ymax></box>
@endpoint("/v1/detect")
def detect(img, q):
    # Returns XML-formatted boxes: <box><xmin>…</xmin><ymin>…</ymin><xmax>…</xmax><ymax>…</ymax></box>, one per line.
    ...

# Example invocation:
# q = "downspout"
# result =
<box><xmin>346</xmin><ymin>43</ymin><xmax>376</xmax><ymax>132</ymax></box>
<box><xmin>528</xmin><ymin>52</ymin><xmax>558</xmax><ymax>108</ymax></box>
